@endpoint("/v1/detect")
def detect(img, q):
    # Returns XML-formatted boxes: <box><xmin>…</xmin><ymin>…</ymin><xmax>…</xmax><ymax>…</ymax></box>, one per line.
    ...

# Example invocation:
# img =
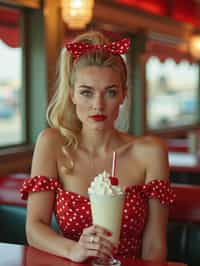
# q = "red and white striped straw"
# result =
<box><xmin>111</xmin><ymin>151</ymin><xmax>116</xmax><ymax>177</ymax></box>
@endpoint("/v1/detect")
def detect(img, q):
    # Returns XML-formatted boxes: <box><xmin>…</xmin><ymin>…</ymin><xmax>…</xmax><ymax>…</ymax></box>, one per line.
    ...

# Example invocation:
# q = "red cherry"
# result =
<box><xmin>109</xmin><ymin>176</ymin><xmax>119</xmax><ymax>186</ymax></box>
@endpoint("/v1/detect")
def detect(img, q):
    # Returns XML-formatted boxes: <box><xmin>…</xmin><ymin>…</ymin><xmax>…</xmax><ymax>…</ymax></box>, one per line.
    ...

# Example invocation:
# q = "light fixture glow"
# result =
<box><xmin>61</xmin><ymin>0</ymin><xmax>94</xmax><ymax>29</ymax></box>
<box><xmin>189</xmin><ymin>34</ymin><xmax>200</xmax><ymax>60</ymax></box>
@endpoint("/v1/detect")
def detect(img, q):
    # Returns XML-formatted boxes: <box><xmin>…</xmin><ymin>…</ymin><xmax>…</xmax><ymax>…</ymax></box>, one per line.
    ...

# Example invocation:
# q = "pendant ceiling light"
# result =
<box><xmin>61</xmin><ymin>0</ymin><xmax>95</xmax><ymax>29</ymax></box>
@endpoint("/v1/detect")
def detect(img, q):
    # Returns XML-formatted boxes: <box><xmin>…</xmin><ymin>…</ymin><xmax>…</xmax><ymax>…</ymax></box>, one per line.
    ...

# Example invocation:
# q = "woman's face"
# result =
<box><xmin>71</xmin><ymin>66</ymin><xmax>125</xmax><ymax>131</ymax></box>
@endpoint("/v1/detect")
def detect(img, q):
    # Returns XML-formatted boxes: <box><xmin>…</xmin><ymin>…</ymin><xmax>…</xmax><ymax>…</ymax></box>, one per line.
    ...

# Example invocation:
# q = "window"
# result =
<box><xmin>145</xmin><ymin>41</ymin><xmax>199</xmax><ymax>130</ymax></box>
<box><xmin>0</xmin><ymin>6</ymin><xmax>25</xmax><ymax>147</ymax></box>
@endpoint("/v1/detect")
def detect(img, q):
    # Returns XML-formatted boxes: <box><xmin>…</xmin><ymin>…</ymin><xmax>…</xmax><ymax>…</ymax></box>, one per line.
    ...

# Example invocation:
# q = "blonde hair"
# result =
<box><xmin>47</xmin><ymin>31</ymin><xmax>128</xmax><ymax>172</ymax></box>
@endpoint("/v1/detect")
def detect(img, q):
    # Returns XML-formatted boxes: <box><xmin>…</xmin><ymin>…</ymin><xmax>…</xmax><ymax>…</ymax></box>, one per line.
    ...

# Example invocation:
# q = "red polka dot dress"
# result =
<box><xmin>20</xmin><ymin>176</ymin><xmax>175</xmax><ymax>258</ymax></box>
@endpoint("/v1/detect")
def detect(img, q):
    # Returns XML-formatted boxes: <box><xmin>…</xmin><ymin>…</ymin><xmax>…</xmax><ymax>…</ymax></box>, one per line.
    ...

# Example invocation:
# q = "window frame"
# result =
<box><xmin>0</xmin><ymin>5</ymin><xmax>28</xmax><ymax>149</ymax></box>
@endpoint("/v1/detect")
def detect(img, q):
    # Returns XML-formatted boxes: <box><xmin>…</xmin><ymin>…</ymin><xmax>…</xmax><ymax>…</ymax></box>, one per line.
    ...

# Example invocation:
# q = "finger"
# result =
<box><xmin>85</xmin><ymin>248</ymin><xmax>111</xmax><ymax>259</ymax></box>
<box><xmin>93</xmin><ymin>225</ymin><xmax>113</xmax><ymax>237</ymax></box>
<box><xmin>80</xmin><ymin>235</ymin><xmax>116</xmax><ymax>256</ymax></box>
<box><xmin>92</xmin><ymin>233</ymin><xmax>118</xmax><ymax>252</ymax></box>
<box><xmin>81</xmin><ymin>233</ymin><xmax>107</xmax><ymax>246</ymax></box>
<box><xmin>85</xmin><ymin>243</ymin><xmax>113</xmax><ymax>257</ymax></box>
<box><xmin>82</xmin><ymin>225</ymin><xmax>112</xmax><ymax>237</ymax></box>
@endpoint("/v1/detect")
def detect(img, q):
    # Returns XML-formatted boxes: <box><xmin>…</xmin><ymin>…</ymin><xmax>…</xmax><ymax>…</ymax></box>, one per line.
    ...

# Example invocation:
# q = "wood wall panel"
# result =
<box><xmin>0</xmin><ymin>147</ymin><xmax>33</xmax><ymax>176</ymax></box>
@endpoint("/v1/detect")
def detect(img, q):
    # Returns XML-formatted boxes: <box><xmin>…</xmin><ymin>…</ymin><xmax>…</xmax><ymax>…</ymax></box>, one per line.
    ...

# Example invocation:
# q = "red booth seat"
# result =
<box><xmin>168</xmin><ymin>183</ymin><xmax>200</xmax><ymax>266</ymax></box>
<box><xmin>170</xmin><ymin>183</ymin><xmax>200</xmax><ymax>223</ymax></box>
<box><xmin>0</xmin><ymin>174</ymin><xmax>28</xmax><ymax>206</ymax></box>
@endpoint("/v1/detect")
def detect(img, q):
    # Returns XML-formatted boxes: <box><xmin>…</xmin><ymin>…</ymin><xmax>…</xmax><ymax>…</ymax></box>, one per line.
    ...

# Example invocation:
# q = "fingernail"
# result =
<box><xmin>106</xmin><ymin>231</ymin><xmax>112</xmax><ymax>236</ymax></box>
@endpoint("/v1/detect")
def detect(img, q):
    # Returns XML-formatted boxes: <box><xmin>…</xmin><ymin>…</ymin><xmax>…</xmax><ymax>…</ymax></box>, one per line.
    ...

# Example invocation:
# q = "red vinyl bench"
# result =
<box><xmin>168</xmin><ymin>183</ymin><xmax>200</xmax><ymax>266</ymax></box>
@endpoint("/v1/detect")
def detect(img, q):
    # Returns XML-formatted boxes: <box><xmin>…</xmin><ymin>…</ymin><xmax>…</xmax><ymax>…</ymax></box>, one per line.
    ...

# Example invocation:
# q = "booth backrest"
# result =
<box><xmin>167</xmin><ymin>183</ymin><xmax>200</xmax><ymax>266</ymax></box>
<box><xmin>0</xmin><ymin>205</ymin><xmax>27</xmax><ymax>244</ymax></box>
<box><xmin>169</xmin><ymin>183</ymin><xmax>200</xmax><ymax>223</ymax></box>
<box><xmin>0</xmin><ymin>204</ymin><xmax>59</xmax><ymax>244</ymax></box>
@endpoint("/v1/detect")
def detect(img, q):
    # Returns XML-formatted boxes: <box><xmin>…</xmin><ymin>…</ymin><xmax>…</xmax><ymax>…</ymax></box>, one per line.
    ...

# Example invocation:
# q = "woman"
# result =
<box><xmin>20</xmin><ymin>31</ymin><xmax>175</xmax><ymax>263</ymax></box>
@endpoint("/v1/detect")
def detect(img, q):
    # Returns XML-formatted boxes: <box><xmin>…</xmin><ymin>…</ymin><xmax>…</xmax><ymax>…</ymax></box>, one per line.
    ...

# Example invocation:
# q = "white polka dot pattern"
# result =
<box><xmin>20</xmin><ymin>176</ymin><xmax>175</xmax><ymax>258</ymax></box>
<box><xmin>65</xmin><ymin>38</ymin><xmax>131</xmax><ymax>61</ymax></box>
<box><xmin>20</xmin><ymin>176</ymin><xmax>59</xmax><ymax>200</ymax></box>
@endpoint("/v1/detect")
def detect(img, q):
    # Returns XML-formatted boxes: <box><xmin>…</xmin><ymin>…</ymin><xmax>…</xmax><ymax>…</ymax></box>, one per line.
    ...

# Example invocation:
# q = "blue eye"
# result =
<box><xmin>80</xmin><ymin>90</ymin><xmax>93</xmax><ymax>97</ymax></box>
<box><xmin>107</xmin><ymin>90</ymin><xmax>117</xmax><ymax>97</ymax></box>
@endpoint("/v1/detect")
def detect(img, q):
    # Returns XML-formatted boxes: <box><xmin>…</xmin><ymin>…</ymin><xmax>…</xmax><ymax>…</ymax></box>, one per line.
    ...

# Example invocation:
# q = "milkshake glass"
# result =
<box><xmin>88</xmin><ymin>171</ymin><xmax>125</xmax><ymax>266</ymax></box>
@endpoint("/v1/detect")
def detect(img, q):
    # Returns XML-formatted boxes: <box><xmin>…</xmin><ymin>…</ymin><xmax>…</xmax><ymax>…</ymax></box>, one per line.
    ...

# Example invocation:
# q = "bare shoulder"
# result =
<box><xmin>31</xmin><ymin>128</ymin><xmax>64</xmax><ymax>178</ymax></box>
<box><xmin>132</xmin><ymin>135</ymin><xmax>169</xmax><ymax>181</ymax></box>
<box><xmin>133</xmin><ymin>135</ymin><xmax>167</xmax><ymax>155</ymax></box>
<box><xmin>37</xmin><ymin>127</ymin><xmax>62</xmax><ymax>141</ymax></box>
<box><xmin>118</xmin><ymin>133</ymin><xmax>167</xmax><ymax>157</ymax></box>
<box><xmin>36</xmin><ymin>128</ymin><xmax>64</xmax><ymax>149</ymax></box>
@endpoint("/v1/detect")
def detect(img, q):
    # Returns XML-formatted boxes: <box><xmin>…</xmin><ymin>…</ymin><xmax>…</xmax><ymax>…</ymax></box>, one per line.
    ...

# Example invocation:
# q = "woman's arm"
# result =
<box><xmin>140</xmin><ymin>137</ymin><xmax>169</xmax><ymax>261</ymax></box>
<box><xmin>26</xmin><ymin>128</ymin><xmax>75</xmax><ymax>258</ymax></box>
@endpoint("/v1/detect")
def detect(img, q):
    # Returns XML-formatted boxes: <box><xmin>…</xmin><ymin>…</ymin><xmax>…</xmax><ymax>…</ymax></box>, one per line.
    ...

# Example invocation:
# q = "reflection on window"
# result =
<box><xmin>146</xmin><ymin>57</ymin><xmax>199</xmax><ymax>130</ymax></box>
<box><xmin>0</xmin><ymin>7</ymin><xmax>24</xmax><ymax>147</ymax></box>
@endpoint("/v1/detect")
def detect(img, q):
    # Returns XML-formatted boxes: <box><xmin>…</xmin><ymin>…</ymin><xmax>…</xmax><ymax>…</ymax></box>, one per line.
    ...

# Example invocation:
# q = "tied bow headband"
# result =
<box><xmin>65</xmin><ymin>38</ymin><xmax>131</xmax><ymax>61</ymax></box>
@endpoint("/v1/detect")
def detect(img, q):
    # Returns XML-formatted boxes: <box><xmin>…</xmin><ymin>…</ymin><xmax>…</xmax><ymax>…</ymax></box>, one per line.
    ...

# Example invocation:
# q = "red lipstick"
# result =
<box><xmin>90</xmin><ymin>115</ymin><xmax>107</xmax><ymax>122</ymax></box>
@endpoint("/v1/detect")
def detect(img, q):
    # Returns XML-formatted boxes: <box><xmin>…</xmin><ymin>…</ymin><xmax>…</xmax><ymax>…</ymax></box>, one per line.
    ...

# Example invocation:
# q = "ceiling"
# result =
<box><xmin>114</xmin><ymin>0</ymin><xmax>200</xmax><ymax>28</ymax></box>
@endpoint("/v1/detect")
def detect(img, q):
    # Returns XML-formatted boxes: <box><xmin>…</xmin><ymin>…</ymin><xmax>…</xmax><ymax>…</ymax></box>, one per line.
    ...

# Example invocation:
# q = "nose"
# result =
<box><xmin>92</xmin><ymin>94</ymin><xmax>105</xmax><ymax>112</ymax></box>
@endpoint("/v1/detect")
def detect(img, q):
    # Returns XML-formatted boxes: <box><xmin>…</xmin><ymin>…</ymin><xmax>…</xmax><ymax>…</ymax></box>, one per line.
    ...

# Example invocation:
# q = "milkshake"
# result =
<box><xmin>88</xmin><ymin>170</ymin><xmax>125</xmax><ymax>265</ymax></box>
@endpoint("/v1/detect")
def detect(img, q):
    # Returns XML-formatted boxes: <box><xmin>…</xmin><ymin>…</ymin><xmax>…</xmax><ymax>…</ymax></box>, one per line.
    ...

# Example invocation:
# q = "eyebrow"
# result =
<box><xmin>78</xmin><ymin>84</ymin><xmax>118</xmax><ymax>90</ymax></box>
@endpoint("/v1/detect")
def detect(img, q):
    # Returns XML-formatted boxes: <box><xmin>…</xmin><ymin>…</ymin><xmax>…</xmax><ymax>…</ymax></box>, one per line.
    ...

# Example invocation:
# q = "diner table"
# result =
<box><xmin>0</xmin><ymin>242</ymin><xmax>187</xmax><ymax>266</ymax></box>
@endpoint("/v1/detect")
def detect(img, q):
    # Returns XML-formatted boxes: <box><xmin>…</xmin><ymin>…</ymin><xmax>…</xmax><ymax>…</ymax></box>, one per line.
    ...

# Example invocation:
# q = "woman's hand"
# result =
<box><xmin>68</xmin><ymin>225</ymin><xmax>117</xmax><ymax>263</ymax></box>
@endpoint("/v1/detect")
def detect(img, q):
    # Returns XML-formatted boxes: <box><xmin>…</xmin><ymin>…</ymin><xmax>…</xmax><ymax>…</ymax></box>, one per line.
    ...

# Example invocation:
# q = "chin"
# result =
<box><xmin>93</xmin><ymin>124</ymin><xmax>114</xmax><ymax>131</ymax></box>
<box><xmin>93</xmin><ymin>125</ymin><xmax>106</xmax><ymax>131</ymax></box>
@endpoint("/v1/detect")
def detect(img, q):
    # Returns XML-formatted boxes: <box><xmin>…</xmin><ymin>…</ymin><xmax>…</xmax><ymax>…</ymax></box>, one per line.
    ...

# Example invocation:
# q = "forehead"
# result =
<box><xmin>74</xmin><ymin>66</ymin><xmax>122</xmax><ymax>87</ymax></box>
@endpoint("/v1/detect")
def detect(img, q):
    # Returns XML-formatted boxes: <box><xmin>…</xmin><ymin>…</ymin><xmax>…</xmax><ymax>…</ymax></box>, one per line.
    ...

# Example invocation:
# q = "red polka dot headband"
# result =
<box><xmin>65</xmin><ymin>38</ymin><xmax>131</xmax><ymax>61</ymax></box>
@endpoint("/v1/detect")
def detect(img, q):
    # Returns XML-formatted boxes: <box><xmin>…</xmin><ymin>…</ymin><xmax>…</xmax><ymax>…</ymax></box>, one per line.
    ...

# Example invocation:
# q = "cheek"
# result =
<box><xmin>108</xmin><ymin>101</ymin><xmax>121</xmax><ymax>117</ymax></box>
<box><xmin>74</xmin><ymin>99</ymin><xmax>90</xmax><ymax>118</ymax></box>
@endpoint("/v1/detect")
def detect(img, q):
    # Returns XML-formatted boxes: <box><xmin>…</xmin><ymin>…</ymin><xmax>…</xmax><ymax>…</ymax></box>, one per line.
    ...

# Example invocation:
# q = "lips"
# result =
<box><xmin>90</xmin><ymin>115</ymin><xmax>107</xmax><ymax>122</ymax></box>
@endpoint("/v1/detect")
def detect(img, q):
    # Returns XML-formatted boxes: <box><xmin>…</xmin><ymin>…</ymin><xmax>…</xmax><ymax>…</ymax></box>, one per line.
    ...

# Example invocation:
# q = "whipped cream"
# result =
<box><xmin>88</xmin><ymin>170</ymin><xmax>124</xmax><ymax>196</ymax></box>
